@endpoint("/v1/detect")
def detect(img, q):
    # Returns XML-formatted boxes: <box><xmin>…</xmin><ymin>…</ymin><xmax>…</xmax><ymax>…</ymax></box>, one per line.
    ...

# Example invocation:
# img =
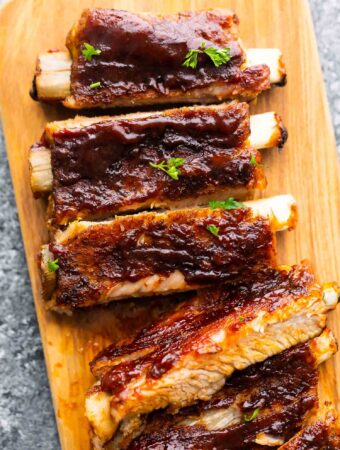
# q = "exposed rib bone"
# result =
<box><xmin>249</xmin><ymin>112</ymin><xmax>287</xmax><ymax>150</ymax></box>
<box><xmin>246</xmin><ymin>48</ymin><xmax>286</xmax><ymax>85</ymax></box>
<box><xmin>29</xmin><ymin>148</ymin><xmax>52</xmax><ymax>194</ymax></box>
<box><xmin>33</xmin><ymin>52</ymin><xmax>71</xmax><ymax>101</ymax></box>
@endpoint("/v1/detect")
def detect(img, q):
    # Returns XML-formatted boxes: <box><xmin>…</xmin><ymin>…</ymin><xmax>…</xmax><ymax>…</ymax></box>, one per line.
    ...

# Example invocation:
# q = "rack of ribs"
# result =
<box><xmin>29</xmin><ymin>102</ymin><xmax>287</xmax><ymax>225</ymax></box>
<box><xmin>30</xmin><ymin>9</ymin><xmax>286</xmax><ymax>109</ymax></box>
<box><xmin>85</xmin><ymin>262</ymin><xmax>339</xmax><ymax>448</ymax></box>
<box><xmin>40</xmin><ymin>195</ymin><xmax>297</xmax><ymax>310</ymax></box>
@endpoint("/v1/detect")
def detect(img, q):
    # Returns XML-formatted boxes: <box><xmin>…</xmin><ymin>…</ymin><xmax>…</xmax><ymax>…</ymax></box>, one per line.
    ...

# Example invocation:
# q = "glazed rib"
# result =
<box><xmin>278</xmin><ymin>406</ymin><xmax>340</xmax><ymax>450</ymax></box>
<box><xmin>29</xmin><ymin>103</ymin><xmax>287</xmax><ymax>225</ymax></box>
<box><xmin>30</xmin><ymin>9</ymin><xmax>286</xmax><ymax>108</ymax></box>
<box><xmin>85</xmin><ymin>263</ymin><xmax>339</xmax><ymax>447</ymax></box>
<box><xmin>40</xmin><ymin>195</ymin><xmax>297</xmax><ymax>310</ymax></box>
<box><xmin>124</xmin><ymin>330</ymin><xmax>337</xmax><ymax>450</ymax></box>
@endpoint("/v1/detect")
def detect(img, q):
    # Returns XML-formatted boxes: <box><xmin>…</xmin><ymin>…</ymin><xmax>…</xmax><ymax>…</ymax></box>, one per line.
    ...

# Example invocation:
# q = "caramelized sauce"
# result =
<box><xmin>50</xmin><ymin>207</ymin><xmax>276</xmax><ymax>308</ymax></box>
<box><xmin>47</xmin><ymin>103</ymin><xmax>259</xmax><ymax>224</ymax></box>
<box><xmin>282</xmin><ymin>420</ymin><xmax>340</xmax><ymax>449</ymax></box>
<box><xmin>90</xmin><ymin>265</ymin><xmax>314</xmax><ymax>395</ymax></box>
<box><xmin>127</xmin><ymin>338</ymin><xmax>318</xmax><ymax>449</ymax></box>
<box><xmin>67</xmin><ymin>10</ymin><xmax>270</xmax><ymax>106</ymax></box>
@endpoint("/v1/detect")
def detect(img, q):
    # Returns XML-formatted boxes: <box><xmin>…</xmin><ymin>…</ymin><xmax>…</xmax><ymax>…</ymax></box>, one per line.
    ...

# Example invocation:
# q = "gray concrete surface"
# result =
<box><xmin>0</xmin><ymin>1</ymin><xmax>339</xmax><ymax>448</ymax></box>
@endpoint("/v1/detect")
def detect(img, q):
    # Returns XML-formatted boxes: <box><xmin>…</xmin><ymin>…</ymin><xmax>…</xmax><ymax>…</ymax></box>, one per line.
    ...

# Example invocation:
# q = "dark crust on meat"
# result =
<box><xmin>90</xmin><ymin>264</ymin><xmax>317</xmax><ymax>396</ymax></box>
<box><xmin>66</xmin><ymin>9</ymin><xmax>270</xmax><ymax>108</ymax></box>
<box><xmin>49</xmin><ymin>207</ymin><xmax>276</xmax><ymax>308</ymax></box>
<box><xmin>127</xmin><ymin>339</ymin><xmax>318</xmax><ymax>449</ymax></box>
<box><xmin>129</xmin><ymin>404</ymin><xmax>316</xmax><ymax>450</ymax></box>
<box><xmin>279</xmin><ymin>417</ymin><xmax>340</xmax><ymax>450</ymax></box>
<box><xmin>41</xmin><ymin>102</ymin><xmax>265</xmax><ymax>224</ymax></box>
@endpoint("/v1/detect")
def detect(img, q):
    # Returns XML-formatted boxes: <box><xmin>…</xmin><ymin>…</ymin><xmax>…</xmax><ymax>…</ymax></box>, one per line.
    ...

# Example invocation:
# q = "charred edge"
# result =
<box><xmin>274</xmin><ymin>54</ymin><xmax>287</xmax><ymax>87</ymax></box>
<box><xmin>29</xmin><ymin>76</ymin><xmax>38</xmax><ymax>101</ymax></box>
<box><xmin>275</xmin><ymin>72</ymin><xmax>287</xmax><ymax>87</ymax></box>
<box><xmin>276</xmin><ymin>113</ymin><xmax>288</xmax><ymax>148</ymax></box>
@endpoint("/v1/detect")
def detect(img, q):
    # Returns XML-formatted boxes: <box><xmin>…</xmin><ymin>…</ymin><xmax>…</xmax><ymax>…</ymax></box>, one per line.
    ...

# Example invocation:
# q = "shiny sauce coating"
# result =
<box><xmin>280</xmin><ymin>420</ymin><xmax>340</xmax><ymax>450</ymax></box>
<box><xmin>90</xmin><ymin>265</ymin><xmax>315</xmax><ymax>395</ymax></box>
<box><xmin>46</xmin><ymin>103</ymin><xmax>261</xmax><ymax>224</ymax></box>
<box><xmin>67</xmin><ymin>9</ymin><xmax>270</xmax><ymax>106</ymax></box>
<box><xmin>50</xmin><ymin>207</ymin><xmax>276</xmax><ymax>308</ymax></box>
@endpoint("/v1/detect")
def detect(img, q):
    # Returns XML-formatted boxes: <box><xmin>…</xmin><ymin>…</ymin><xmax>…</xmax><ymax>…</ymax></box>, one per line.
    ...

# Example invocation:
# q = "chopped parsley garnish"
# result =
<box><xmin>82</xmin><ymin>42</ymin><xmax>102</xmax><ymax>61</ymax></box>
<box><xmin>90</xmin><ymin>81</ymin><xmax>101</xmax><ymax>89</ymax></box>
<box><xmin>47</xmin><ymin>258</ymin><xmax>59</xmax><ymax>272</ymax></box>
<box><xmin>243</xmin><ymin>408</ymin><xmax>260</xmax><ymax>422</ymax></box>
<box><xmin>204</xmin><ymin>45</ymin><xmax>231</xmax><ymax>67</ymax></box>
<box><xmin>250</xmin><ymin>153</ymin><xmax>258</xmax><ymax>166</ymax></box>
<box><xmin>149</xmin><ymin>157</ymin><xmax>185</xmax><ymax>180</ymax></box>
<box><xmin>207</xmin><ymin>224</ymin><xmax>219</xmax><ymax>236</ymax></box>
<box><xmin>182</xmin><ymin>48</ymin><xmax>200</xmax><ymax>69</ymax></box>
<box><xmin>208</xmin><ymin>198</ymin><xmax>246</xmax><ymax>210</ymax></box>
<box><xmin>183</xmin><ymin>41</ymin><xmax>231</xmax><ymax>69</ymax></box>
<box><xmin>239</xmin><ymin>316</ymin><xmax>246</xmax><ymax>322</ymax></box>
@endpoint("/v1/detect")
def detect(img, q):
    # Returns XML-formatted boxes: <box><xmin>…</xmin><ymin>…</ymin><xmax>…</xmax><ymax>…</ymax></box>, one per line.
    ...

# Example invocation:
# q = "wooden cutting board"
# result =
<box><xmin>0</xmin><ymin>0</ymin><xmax>339</xmax><ymax>448</ymax></box>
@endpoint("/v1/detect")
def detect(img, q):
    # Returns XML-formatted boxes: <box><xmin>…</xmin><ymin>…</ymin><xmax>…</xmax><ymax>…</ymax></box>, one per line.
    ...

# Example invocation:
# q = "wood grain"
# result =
<box><xmin>0</xmin><ymin>0</ymin><xmax>339</xmax><ymax>449</ymax></box>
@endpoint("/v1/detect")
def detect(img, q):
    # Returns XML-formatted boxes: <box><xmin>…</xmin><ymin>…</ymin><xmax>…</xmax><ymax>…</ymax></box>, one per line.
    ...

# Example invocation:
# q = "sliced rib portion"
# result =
<box><xmin>40</xmin><ymin>195</ymin><xmax>297</xmax><ymax>310</ymax></box>
<box><xmin>279</xmin><ymin>406</ymin><xmax>340</xmax><ymax>450</ymax></box>
<box><xmin>29</xmin><ymin>102</ymin><xmax>287</xmax><ymax>225</ymax></box>
<box><xmin>85</xmin><ymin>263</ymin><xmax>339</xmax><ymax>447</ymax></box>
<box><xmin>30</xmin><ymin>9</ymin><xmax>286</xmax><ymax>108</ymax></box>
<box><xmin>124</xmin><ymin>330</ymin><xmax>337</xmax><ymax>450</ymax></box>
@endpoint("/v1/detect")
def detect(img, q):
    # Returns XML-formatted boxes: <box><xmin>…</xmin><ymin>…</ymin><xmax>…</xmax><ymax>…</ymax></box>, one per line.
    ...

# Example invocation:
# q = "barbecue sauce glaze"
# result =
<box><xmin>128</xmin><ymin>338</ymin><xmax>319</xmax><ymax>449</ymax></box>
<box><xmin>90</xmin><ymin>265</ymin><xmax>316</xmax><ymax>394</ymax></box>
<box><xmin>281</xmin><ymin>419</ymin><xmax>340</xmax><ymax>450</ymax></box>
<box><xmin>50</xmin><ymin>207</ymin><xmax>277</xmax><ymax>308</ymax></box>
<box><xmin>42</xmin><ymin>103</ymin><xmax>266</xmax><ymax>224</ymax></box>
<box><xmin>67</xmin><ymin>9</ymin><xmax>270</xmax><ymax>106</ymax></box>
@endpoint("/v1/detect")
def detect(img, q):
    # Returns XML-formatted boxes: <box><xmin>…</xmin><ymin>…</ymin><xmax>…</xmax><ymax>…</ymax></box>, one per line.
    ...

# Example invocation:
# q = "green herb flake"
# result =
<box><xmin>182</xmin><ymin>49</ymin><xmax>200</xmax><ymax>69</ymax></box>
<box><xmin>208</xmin><ymin>198</ymin><xmax>246</xmax><ymax>210</ymax></box>
<box><xmin>82</xmin><ymin>42</ymin><xmax>102</xmax><ymax>61</ymax></box>
<box><xmin>203</xmin><ymin>46</ymin><xmax>231</xmax><ymax>67</ymax></box>
<box><xmin>47</xmin><ymin>258</ymin><xmax>59</xmax><ymax>273</ymax></box>
<box><xmin>183</xmin><ymin>41</ymin><xmax>231</xmax><ymax>69</ymax></box>
<box><xmin>90</xmin><ymin>81</ymin><xmax>101</xmax><ymax>89</ymax></box>
<box><xmin>207</xmin><ymin>224</ymin><xmax>219</xmax><ymax>236</ymax></box>
<box><xmin>149</xmin><ymin>157</ymin><xmax>185</xmax><ymax>180</ymax></box>
<box><xmin>243</xmin><ymin>408</ymin><xmax>260</xmax><ymax>422</ymax></box>
<box><xmin>239</xmin><ymin>316</ymin><xmax>246</xmax><ymax>322</ymax></box>
<box><xmin>250</xmin><ymin>153</ymin><xmax>258</xmax><ymax>166</ymax></box>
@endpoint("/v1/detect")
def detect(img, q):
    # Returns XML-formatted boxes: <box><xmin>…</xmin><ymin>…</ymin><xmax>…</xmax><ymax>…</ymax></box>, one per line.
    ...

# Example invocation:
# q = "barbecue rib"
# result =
<box><xmin>29</xmin><ymin>102</ymin><xmax>287</xmax><ymax>225</ymax></box>
<box><xmin>278</xmin><ymin>406</ymin><xmax>340</xmax><ymax>450</ymax></box>
<box><xmin>85</xmin><ymin>263</ymin><xmax>339</xmax><ymax>447</ymax></box>
<box><xmin>123</xmin><ymin>330</ymin><xmax>337</xmax><ymax>450</ymax></box>
<box><xmin>40</xmin><ymin>195</ymin><xmax>297</xmax><ymax>310</ymax></box>
<box><xmin>30</xmin><ymin>9</ymin><xmax>286</xmax><ymax>108</ymax></box>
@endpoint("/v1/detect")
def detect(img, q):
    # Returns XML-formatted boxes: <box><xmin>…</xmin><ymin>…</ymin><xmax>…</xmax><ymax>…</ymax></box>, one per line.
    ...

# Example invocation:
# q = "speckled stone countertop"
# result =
<box><xmin>0</xmin><ymin>1</ymin><xmax>339</xmax><ymax>448</ymax></box>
